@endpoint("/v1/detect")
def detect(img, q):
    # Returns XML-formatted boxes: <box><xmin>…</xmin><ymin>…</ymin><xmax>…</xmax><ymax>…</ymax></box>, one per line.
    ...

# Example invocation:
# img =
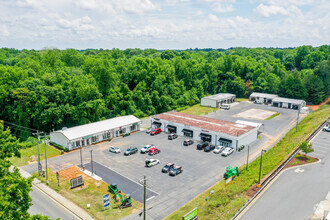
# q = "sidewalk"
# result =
<box><xmin>19</xmin><ymin>167</ymin><xmax>93</xmax><ymax>220</ymax></box>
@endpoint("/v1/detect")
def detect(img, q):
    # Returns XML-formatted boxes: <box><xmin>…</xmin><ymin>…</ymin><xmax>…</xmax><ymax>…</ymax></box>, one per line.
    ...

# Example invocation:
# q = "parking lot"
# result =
<box><xmin>22</xmin><ymin>101</ymin><xmax>307</xmax><ymax>220</ymax></box>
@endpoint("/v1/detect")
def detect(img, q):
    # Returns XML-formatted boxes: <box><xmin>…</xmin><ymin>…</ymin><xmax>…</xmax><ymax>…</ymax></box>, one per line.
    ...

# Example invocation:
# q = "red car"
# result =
<box><xmin>148</xmin><ymin>147</ymin><xmax>160</xmax><ymax>156</ymax></box>
<box><xmin>150</xmin><ymin>128</ymin><xmax>162</xmax><ymax>135</ymax></box>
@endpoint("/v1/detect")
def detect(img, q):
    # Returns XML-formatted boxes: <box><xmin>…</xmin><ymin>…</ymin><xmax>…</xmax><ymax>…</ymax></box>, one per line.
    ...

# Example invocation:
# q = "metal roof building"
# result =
<box><xmin>201</xmin><ymin>93</ymin><xmax>236</xmax><ymax>108</ymax></box>
<box><xmin>249</xmin><ymin>92</ymin><xmax>278</xmax><ymax>104</ymax></box>
<box><xmin>271</xmin><ymin>97</ymin><xmax>306</xmax><ymax>109</ymax></box>
<box><xmin>152</xmin><ymin>111</ymin><xmax>257</xmax><ymax>150</ymax></box>
<box><xmin>50</xmin><ymin>115</ymin><xmax>141</xmax><ymax>151</ymax></box>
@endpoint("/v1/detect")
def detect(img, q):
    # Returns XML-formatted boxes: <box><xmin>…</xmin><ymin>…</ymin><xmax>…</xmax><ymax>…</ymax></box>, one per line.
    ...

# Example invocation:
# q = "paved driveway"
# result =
<box><xmin>240</xmin><ymin>129</ymin><xmax>330</xmax><ymax>220</ymax></box>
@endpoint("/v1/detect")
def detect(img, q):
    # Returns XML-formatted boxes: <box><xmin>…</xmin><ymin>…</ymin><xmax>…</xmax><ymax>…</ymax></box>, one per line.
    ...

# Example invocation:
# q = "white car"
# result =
<box><xmin>109</xmin><ymin>146</ymin><xmax>121</xmax><ymax>154</ymax></box>
<box><xmin>146</xmin><ymin>128</ymin><xmax>152</xmax><ymax>134</ymax></box>
<box><xmin>140</xmin><ymin>144</ymin><xmax>155</xmax><ymax>154</ymax></box>
<box><xmin>221</xmin><ymin>147</ymin><xmax>234</xmax><ymax>156</ymax></box>
<box><xmin>323</xmin><ymin>126</ymin><xmax>330</xmax><ymax>132</ymax></box>
<box><xmin>145</xmin><ymin>159</ymin><xmax>160</xmax><ymax>167</ymax></box>
<box><xmin>254</xmin><ymin>100</ymin><xmax>263</xmax><ymax>104</ymax></box>
<box><xmin>214</xmin><ymin>146</ymin><xmax>226</xmax><ymax>154</ymax></box>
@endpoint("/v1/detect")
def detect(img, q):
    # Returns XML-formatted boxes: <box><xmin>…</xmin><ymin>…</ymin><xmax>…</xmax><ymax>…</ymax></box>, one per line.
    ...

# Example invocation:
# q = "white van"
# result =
<box><xmin>220</xmin><ymin>104</ymin><xmax>230</xmax><ymax>110</ymax></box>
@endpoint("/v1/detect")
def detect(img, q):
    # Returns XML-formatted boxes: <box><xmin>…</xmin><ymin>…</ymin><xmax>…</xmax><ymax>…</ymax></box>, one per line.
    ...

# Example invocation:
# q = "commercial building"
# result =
<box><xmin>201</xmin><ymin>93</ymin><xmax>236</xmax><ymax>108</ymax></box>
<box><xmin>249</xmin><ymin>92</ymin><xmax>278</xmax><ymax>104</ymax></box>
<box><xmin>152</xmin><ymin>111</ymin><xmax>257</xmax><ymax>150</ymax></box>
<box><xmin>271</xmin><ymin>97</ymin><xmax>306</xmax><ymax>109</ymax></box>
<box><xmin>50</xmin><ymin>115</ymin><xmax>141</xmax><ymax>151</ymax></box>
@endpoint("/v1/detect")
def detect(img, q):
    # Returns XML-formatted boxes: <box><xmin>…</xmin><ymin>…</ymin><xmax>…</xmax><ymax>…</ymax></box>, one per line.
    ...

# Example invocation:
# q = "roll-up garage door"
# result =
<box><xmin>182</xmin><ymin>129</ymin><xmax>193</xmax><ymax>137</ymax></box>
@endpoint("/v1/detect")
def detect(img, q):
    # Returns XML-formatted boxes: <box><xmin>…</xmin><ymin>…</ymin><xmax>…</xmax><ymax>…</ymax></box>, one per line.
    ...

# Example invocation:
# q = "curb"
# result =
<box><xmin>19</xmin><ymin>168</ymin><xmax>93</xmax><ymax>220</ymax></box>
<box><xmin>236</xmin><ymin>159</ymin><xmax>322</xmax><ymax>219</ymax></box>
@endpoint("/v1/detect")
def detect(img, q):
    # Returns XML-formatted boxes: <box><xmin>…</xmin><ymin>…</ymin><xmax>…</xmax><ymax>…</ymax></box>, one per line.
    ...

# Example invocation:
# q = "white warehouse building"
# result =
<box><xmin>271</xmin><ymin>97</ymin><xmax>306</xmax><ymax>110</ymax></box>
<box><xmin>152</xmin><ymin>112</ymin><xmax>257</xmax><ymax>150</ymax></box>
<box><xmin>201</xmin><ymin>93</ymin><xmax>236</xmax><ymax>108</ymax></box>
<box><xmin>50</xmin><ymin>115</ymin><xmax>141</xmax><ymax>151</ymax></box>
<box><xmin>249</xmin><ymin>92</ymin><xmax>278</xmax><ymax>104</ymax></box>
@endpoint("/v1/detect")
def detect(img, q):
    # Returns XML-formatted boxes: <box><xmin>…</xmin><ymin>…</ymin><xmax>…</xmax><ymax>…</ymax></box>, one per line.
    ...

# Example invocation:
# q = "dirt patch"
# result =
<box><xmin>307</xmin><ymin>97</ymin><xmax>330</xmax><ymax>111</ymax></box>
<box><xmin>235</xmin><ymin>108</ymin><xmax>278</xmax><ymax>120</ymax></box>
<box><xmin>59</xmin><ymin>165</ymin><xmax>89</xmax><ymax>180</ymax></box>
<box><xmin>246</xmin><ymin>184</ymin><xmax>260</xmax><ymax>197</ymax></box>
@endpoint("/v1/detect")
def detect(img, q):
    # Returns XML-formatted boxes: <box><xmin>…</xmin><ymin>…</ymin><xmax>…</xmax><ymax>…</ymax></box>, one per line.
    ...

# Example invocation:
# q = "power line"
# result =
<box><xmin>1</xmin><ymin>120</ymin><xmax>41</xmax><ymax>132</ymax></box>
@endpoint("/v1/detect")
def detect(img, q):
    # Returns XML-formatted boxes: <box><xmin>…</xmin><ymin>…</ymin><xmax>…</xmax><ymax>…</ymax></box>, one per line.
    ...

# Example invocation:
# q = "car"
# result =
<box><xmin>204</xmin><ymin>144</ymin><xmax>216</xmax><ymax>152</ymax></box>
<box><xmin>220</xmin><ymin>104</ymin><xmax>230</xmax><ymax>110</ymax></box>
<box><xmin>221</xmin><ymin>147</ymin><xmax>234</xmax><ymax>156</ymax></box>
<box><xmin>124</xmin><ymin>147</ymin><xmax>138</xmax><ymax>156</ymax></box>
<box><xmin>149</xmin><ymin>147</ymin><xmax>160</xmax><ymax>156</ymax></box>
<box><xmin>169</xmin><ymin>165</ymin><xmax>183</xmax><ymax>176</ymax></box>
<box><xmin>168</xmin><ymin>134</ymin><xmax>178</xmax><ymax>140</ymax></box>
<box><xmin>254</xmin><ymin>100</ymin><xmax>264</xmax><ymax>104</ymax></box>
<box><xmin>197</xmin><ymin>142</ymin><xmax>209</xmax><ymax>150</ymax></box>
<box><xmin>146</xmin><ymin>128</ymin><xmax>152</xmax><ymax>134</ymax></box>
<box><xmin>213</xmin><ymin>146</ymin><xmax>226</xmax><ymax>154</ymax></box>
<box><xmin>183</xmin><ymin>139</ymin><xmax>194</xmax><ymax>146</ymax></box>
<box><xmin>162</xmin><ymin>163</ymin><xmax>174</xmax><ymax>173</ymax></box>
<box><xmin>109</xmin><ymin>146</ymin><xmax>121</xmax><ymax>154</ymax></box>
<box><xmin>145</xmin><ymin>159</ymin><xmax>160</xmax><ymax>167</ymax></box>
<box><xmin>323</xmin><ymin>126</ymin><xmax>330</xmax><ymax>132</ymax></box>
<box><xmin>140</xmin><ymin>144</ymin><xmax>155</xmax><ymax>154</ymax></box>
<box><xmin>150</xmin><ymin>128</ymin><xmax>162</xmax><ymax>135</ymax></box>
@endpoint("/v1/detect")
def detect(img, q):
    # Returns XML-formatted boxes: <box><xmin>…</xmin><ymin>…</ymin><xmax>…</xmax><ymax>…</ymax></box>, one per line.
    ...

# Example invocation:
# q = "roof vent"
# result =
<box><xmin>62</xmin><ymin>127</ymin><xmax>68</xmax><ymax>131</ymax></box>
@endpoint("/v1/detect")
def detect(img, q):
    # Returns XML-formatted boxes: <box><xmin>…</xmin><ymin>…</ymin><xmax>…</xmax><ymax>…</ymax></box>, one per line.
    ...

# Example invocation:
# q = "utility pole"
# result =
<box><xmin>258</xmin><ymin>149</ymin><xmax>267</xmax><ymax>187</ymax></box>
<box><xmin>37</xmin><ymin>131</ymin><xmax>41</xmax><ymax>176</ymax></box>
<box><xmin>80</xmin><ymin>146</ymin><xmax>83</xmax><ymax>169</ymax></box>
<box><xmin>90</xmin><ymin>150</ymin><xmax>94</xmax><ymax>175</ymax></box>
<box><xmin>45</xmin><ymin>138</ymin><xmax>49</xmax><ymax>184</ymax></box>
<box><xmin>246</xmin><ymin>145</ymin><xmax>250</xmax><ymax>170</ymax></box>
<box><xmin>296</xmin><ymin>104</ymin><xmax>301</xmax><ymax>132</ymax></box>
<box><xmin>143</xmin><ymin>175</ymin><xmax>146</xmax><ymax>220</ymax></box>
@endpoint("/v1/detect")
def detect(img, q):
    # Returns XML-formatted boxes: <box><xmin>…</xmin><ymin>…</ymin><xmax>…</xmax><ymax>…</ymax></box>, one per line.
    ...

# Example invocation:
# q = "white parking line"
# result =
<box><xmin>146</xmin><ymin>195</ymin><xmax>155</xmax><ymax>201</ymax></box>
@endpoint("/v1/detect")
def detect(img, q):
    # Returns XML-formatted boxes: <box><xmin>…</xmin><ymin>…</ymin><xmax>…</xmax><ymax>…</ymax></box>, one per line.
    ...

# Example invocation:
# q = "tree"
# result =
<box><xmin>0</xmin><ymin>122</ymin><xmax>50</xmax><ymax>219</ymax></box>
<box><xmin>299</xmin><ymin>141</ymin><xmax>314</xmax><ymax>156</ymax></box>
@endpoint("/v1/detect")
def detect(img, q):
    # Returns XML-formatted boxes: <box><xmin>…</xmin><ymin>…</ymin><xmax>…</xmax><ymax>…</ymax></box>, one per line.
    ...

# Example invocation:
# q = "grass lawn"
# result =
<box><xmin>236</xmin><ymin>98</ymin><xmax>249</xmax><ymax>102</ymax></box>
<box><xmin>265</xmin><ymin>112</ymin><xmax>280</xmax><ymax>120</ymax></box>
<box><xmin>166</xmin><ymin>103</ymin><xmax>330</xmax><ymax>220</ymax></box>
<box><xmin>35</xmin><ymin>168</ymin><xmax>142</xmax><ymax>220</ymax></box>
<box><xmin>289</xmin><ymin>153</ymin><xmax>318</xmax><ymax>166</ymax></box>
<box><xmin>180</xmin><ymin>104</ymin><xmax>216</xmax><ymax>116</ymax></box>
<box><xmin>10</xmin><ymin>144</ymin><xmax>61</xmax><ymax>167</ymax></box>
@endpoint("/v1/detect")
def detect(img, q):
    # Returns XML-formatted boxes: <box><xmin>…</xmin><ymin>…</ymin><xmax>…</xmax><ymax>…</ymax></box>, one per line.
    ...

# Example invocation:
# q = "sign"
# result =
<box><xmin>133</xmin><ymin>122</ymin><xmax>139</xmax><ymax>126</ymax></box>
<box><xmin>82</xmin><ymin>135</ymin><xmax>93</xmax><ymax>139</ymax></box>
<box><xmin>226</xmin><ymin>176</ymin><xmax>233</xmax><ymax>185</ymax></box>
<box><xmin>103</xmin><ymin>194</ymin><xmax>110</xmax><ymax>209</ymax></box>
<box><xmin>201</xmin><ymin>130</ymin><xmax>209</xmax><ymax>133</ymax></box>
<box><xmin>183</xmin><ymin>207</ymin><xmax>198</xmax><ymax>220</ymax></box>
<box><xmin>70</xmin><ymin>176</ymin><xmax>84</xmax><ymax>189</ymax></box>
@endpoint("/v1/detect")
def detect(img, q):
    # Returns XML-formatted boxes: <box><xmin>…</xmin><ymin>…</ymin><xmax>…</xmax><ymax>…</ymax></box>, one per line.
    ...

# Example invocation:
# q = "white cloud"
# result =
<box><xmin>255</xmin><ymin>4</ymin><xmax>288</xmax><ymax>17</ymax></box>
<box><xmin>0</xmin><ymin>24</ymin><xmax>10</xmax><ymax>36</ymax></box>
<box><xmin>208</xmin><ymin>14</ymin><xmax>219</xmax><ymax>22</ymax></box>
<box><xmin>204</xmin><ymin>0</ymin><xmax>235</xmax><ymax>2</ymax></box>
<box><xmin>213</xmin><ymin>3</ymin><xmax>235</xmax><ymax>13</ymax></box>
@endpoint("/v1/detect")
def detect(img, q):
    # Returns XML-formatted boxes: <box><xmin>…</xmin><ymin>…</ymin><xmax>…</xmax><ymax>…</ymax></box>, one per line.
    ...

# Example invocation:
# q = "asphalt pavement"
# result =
<box><xmin>240</xmin><ymin>129</ymin><xmax>330</xmax><ymax>220</ymax></box>
<box><xmin>29</xmin><ymin>185</ymin><xmax>80</xmax><ymax>220</ymax></box>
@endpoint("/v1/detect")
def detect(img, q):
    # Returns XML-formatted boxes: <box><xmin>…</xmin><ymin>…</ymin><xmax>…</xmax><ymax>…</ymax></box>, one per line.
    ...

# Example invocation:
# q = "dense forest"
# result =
<box><xmin>0</xmin><ymin>46</ymin><xmax>329</xmax><ymax>138</ymax></box>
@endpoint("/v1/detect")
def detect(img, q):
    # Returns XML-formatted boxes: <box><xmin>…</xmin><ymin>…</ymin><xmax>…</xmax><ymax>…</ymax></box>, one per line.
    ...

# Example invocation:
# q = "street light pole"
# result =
<box><xmin>80</xmin><ymin>146</ymin><xmax>83</xmax><ymax>169</ymax></box>
<box><xmin>296</xmin><ymin>104</ymin><xmax>301</xmax><ymax>132</ymax></box>
<box><xmin>258</xmin><ymin>149</ymin><xmax>267</xmax><ymax>187</ymax></box>
<box><xmin>45</xmin><ymin>138</ymin><xmax>49</xmax><ymax>184</ymax></box>
<box><xmin>246</xmin><ymin>145</ymin><xmax>250</xmax><ymax>170</ymax></box>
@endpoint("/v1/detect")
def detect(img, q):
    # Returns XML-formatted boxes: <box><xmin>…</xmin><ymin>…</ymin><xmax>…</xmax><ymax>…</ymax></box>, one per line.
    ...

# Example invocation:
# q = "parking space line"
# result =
<box><xmin>93</xmin><ymin>161</ymin><xmax>160</xmax><ymax>196</ymax></box>
<box><xmin>146</xmin><ymin>195</ymin><xmax>155</xmax><ymax>201</ymax></box>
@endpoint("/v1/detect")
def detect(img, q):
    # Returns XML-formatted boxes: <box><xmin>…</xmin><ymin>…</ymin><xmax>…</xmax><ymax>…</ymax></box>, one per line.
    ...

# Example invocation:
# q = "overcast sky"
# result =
<box><xmin>0</xmin><ymin>0</ymin><xmax>329</xmax><ymax>50</ymax></box>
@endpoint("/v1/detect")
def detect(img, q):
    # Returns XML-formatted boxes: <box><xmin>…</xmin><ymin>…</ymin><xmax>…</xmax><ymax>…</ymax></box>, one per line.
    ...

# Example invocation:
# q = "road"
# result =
<box><xmin>29</xmin><ymin>185</ymin><xmax>80</xmax><ymax>220</ymax></box>
<box><xmin>240</xmin><ymin>129</ymin><xmax>330</xmax><ymax>220</ymax></box>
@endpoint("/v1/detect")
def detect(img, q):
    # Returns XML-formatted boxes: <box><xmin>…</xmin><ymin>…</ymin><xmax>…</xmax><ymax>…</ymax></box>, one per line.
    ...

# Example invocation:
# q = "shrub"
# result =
<box><xmin>49</xmin><ymin>141</ymin><xmax>69</xmax><ymax>152</ymax></box>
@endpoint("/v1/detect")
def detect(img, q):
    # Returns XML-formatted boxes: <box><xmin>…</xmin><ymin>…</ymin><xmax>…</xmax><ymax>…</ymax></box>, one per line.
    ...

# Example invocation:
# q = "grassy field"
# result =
<box><xmin>36</xmin><ymin>169</ymin><xmax>142</xmax><ymax>220</ymax></box>
<box><xmin>166</xmin><ymin>103</ymin><xmax>330</xmax><ymax>220</ymax></box>
<box><xmin>180</xmin><ymin>104</ymin><xmax>216</xmax><ymax>116</ymax></box>
<box><xmin>10</xmin><ymin>144</ymin><xmax>61</xmax><ymax>167</ymax></box>
<box><xmin>265</xmin><ymin>112</ymin><xmax>280</xmax><ymax>120</ymax></box>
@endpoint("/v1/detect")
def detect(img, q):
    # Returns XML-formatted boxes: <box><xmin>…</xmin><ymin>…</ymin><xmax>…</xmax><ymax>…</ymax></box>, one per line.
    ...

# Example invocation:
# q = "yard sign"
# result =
<box><xmin>103</xmin><ymin>194</ymin><xmax>110</xmax><ymax>209</ymax></box>
<box><xmin>183</xmin><ymin>207</ymin><xmax>198</xmax><ymax>220</ymax></box>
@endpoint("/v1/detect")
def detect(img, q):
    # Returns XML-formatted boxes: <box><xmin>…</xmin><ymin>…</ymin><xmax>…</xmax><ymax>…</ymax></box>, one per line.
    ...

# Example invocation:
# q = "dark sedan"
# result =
<box><xmin>124</xmin><ymin>147</ymin><xmax>138</xmax><ymax>156</ymax></box>
<box><xmin>204</xmin><ymin>144</ymin><xmax>215</xmax><ymax>152</ymax></box>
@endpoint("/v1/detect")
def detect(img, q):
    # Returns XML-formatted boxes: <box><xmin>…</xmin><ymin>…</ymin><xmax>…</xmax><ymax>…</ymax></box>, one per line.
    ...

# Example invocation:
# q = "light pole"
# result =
<box><xmin>90</xmin><ymin>150</ymin><xmax>94</xmax><ymax>175</ymax></box>
<box><xmin>45</xmin><ymin>138</ymin><xmax>49</xmax><ymax>184</ymax></box>
<box><xmin>296</xmin><ymin>104</ymin><xmax>301</xmax><ymax>132</ymax></box>
<box><xmin>246</xmin><ymin>145</ymin><xmax>250</xmax><ymax>170</ymax></box>
<box><xmin>258</xmin><ymin>149</ymin><xmax>267</xmax><ymax>187</ymax></box>
<box><xmin>80</xmin><ymin>145</ymin><xmax>83</xmax><ymax>169</ymax></box>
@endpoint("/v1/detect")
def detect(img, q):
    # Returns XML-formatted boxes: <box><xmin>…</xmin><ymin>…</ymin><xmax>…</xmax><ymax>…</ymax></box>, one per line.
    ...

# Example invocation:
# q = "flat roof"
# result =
<box><xmin>272</xmin><ymin>97</ymin><xmax>305</xmax><ymax>105</ymax></box>
<box><xmin>155</xmin><ymin>112</ymin><xmax>255</xmax><ymax>137</ymax></box>
<box><xmin>250</xmin><ymin>92</ymin><xmax>278</xmax><ymax>99</ymax></box>
<box><xmin>51</xmin><ymin>115</ymin><xmax>141</xmax><ymax>140</ymax></box>
<box><xmin>235</xmin><ymin>120</ymin><xmax>263</xmax><ymax>128</ymax></box>
<box><xmin>202</xmin><ymin>93</ymin><xmax>235</xmax><ymax>101</ymax></box>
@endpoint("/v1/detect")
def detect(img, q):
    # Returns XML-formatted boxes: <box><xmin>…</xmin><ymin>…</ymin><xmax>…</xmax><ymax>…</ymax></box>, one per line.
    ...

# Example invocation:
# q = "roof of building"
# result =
<box><xmin>250</xmin><ymin>92</ymin><xmax>278</xmax><ymax>99</ymax></box>
<box><xmin>155</xmin><ymin>112</ymin><xmax>255</xmax><ymax>137</ymax></box>
<box><xmin>202</xmin><ymin>93</ymin><xmax>236</xmax><ymax>101</ymax></box>
<box><xmin>272</xmin><ymin>97</ymin><xmax>305</xmax><ymax>105</ymax></box>
<box><xmin>235</xmin><ymin>120</ymin><xmax>263</xmax><ymax>128</ymax></box>
<box><xmin>51</xmin><ymin>115</ymin><xmax>141</xmax><ymax>140</ymax></box>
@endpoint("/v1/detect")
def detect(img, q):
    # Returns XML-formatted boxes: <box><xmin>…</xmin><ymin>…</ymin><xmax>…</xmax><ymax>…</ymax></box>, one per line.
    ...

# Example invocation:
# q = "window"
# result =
<box><xmin>86</xmin><ymin>139</ymin><xmax>90</xmax><ymax>145</ymax></box>
<box><xmin>107</xmin><ymin>131</ymin><xmax>111</xmax><ymax>138</ymax></box>
<box><xmin>76</xmin><ymin>141</ymin><xmax>80</xmax><ymax>147</ymax></box>
<box><xmin>130</xmin><ymin>125</ymin><xmax>136</xmax><ymax>131</ymax></box>
<box><xmin>81</xmin><ymin>140</ymin><xmax>85</xmax><ymax>146</ymax></box>
<box><xmin>122</xmin><ymin>128</ymin><xmax>126</xmax><ymax>133</ymax></box>
<box><xmin>103</xmin><ymin>133</ymin><xmax>106</xmax><ymax>140</ymax></box>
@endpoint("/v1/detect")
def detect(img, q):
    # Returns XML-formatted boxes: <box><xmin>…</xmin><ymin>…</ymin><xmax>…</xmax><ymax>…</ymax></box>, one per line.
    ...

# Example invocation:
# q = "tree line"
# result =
<box><xmin>0</xmin><ymin>46</ymin><xmax>329</xmax><ymax>138</ymax></box>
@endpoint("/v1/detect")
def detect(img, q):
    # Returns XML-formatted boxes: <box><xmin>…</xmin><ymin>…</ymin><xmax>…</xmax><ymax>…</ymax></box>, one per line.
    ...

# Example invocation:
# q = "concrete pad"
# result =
<box><xmin>234</xmin><ymin>108</ymin><xmax>277</xmax><ymax>120</ymax></box>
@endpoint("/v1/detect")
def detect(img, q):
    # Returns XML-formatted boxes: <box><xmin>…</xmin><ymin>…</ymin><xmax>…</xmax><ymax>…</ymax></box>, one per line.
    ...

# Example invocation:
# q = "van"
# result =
<box><xmin>220</xmin><ymin>104</ymin><xmax>230</xmax><ymax>110</ymax></box>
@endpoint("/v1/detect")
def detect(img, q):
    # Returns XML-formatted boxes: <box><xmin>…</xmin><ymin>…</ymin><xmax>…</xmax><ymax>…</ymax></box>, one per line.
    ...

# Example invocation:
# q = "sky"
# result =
<box><xmin>0</xmin><ymin>0</ymin><xmax>329</xmax><ymax>50</ymax></box>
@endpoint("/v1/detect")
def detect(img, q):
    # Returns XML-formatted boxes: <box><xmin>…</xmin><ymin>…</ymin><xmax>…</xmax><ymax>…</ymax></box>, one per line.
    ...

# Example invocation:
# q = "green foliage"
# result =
<box><xmin>299</xmin><ymin>141</ymin><xmax>314</xmax><ymax>156</ymax></box>
<box><xmin>49</xmin><ymin>141</ymin><xmax>69</xmax><ymax>152</ymax></box>
<box><xmin>0</xmin><ymin>46</ymin><xmax>328</xmax><ymax>135</ymax></box>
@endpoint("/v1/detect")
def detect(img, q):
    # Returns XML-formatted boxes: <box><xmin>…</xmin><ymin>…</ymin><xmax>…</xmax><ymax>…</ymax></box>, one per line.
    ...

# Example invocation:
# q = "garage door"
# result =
<box><xmin>166</xmin><ymin>125</ymin><xmax>177</xmax><ymax>133</ymax></box>
<box><xmin>200</xmin><ymin>133</ymin><xmax>212</xmax><ymax>142</ymax></box>
<box><xmin>182</xmin><ymin>129</ymin><xmax>193</xmax><ymax>137</ymax></box>
<box><xmin>219</xmin><ymin>137</ymin><xmax>232</xmax><ymax>148</ymax></box>
<box><xmin>152</xmin><ymin>121</ymin><xmax>162</xmax><ymax>128</ymax></box>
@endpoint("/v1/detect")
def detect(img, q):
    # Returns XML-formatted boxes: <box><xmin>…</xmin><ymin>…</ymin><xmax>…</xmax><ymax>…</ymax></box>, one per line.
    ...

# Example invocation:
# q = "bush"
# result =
<box><xmin>49</xmin><ymin>141</ymin><xmax>69</xmax><ymax>152</ymax></box>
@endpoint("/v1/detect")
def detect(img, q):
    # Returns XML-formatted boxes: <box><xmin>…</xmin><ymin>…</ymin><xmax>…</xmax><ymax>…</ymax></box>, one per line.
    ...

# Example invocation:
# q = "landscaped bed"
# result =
<box><xmin>166</xmin><ymin>103</ymin><xmax>330</xmax><ymax>220</ymax></box>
